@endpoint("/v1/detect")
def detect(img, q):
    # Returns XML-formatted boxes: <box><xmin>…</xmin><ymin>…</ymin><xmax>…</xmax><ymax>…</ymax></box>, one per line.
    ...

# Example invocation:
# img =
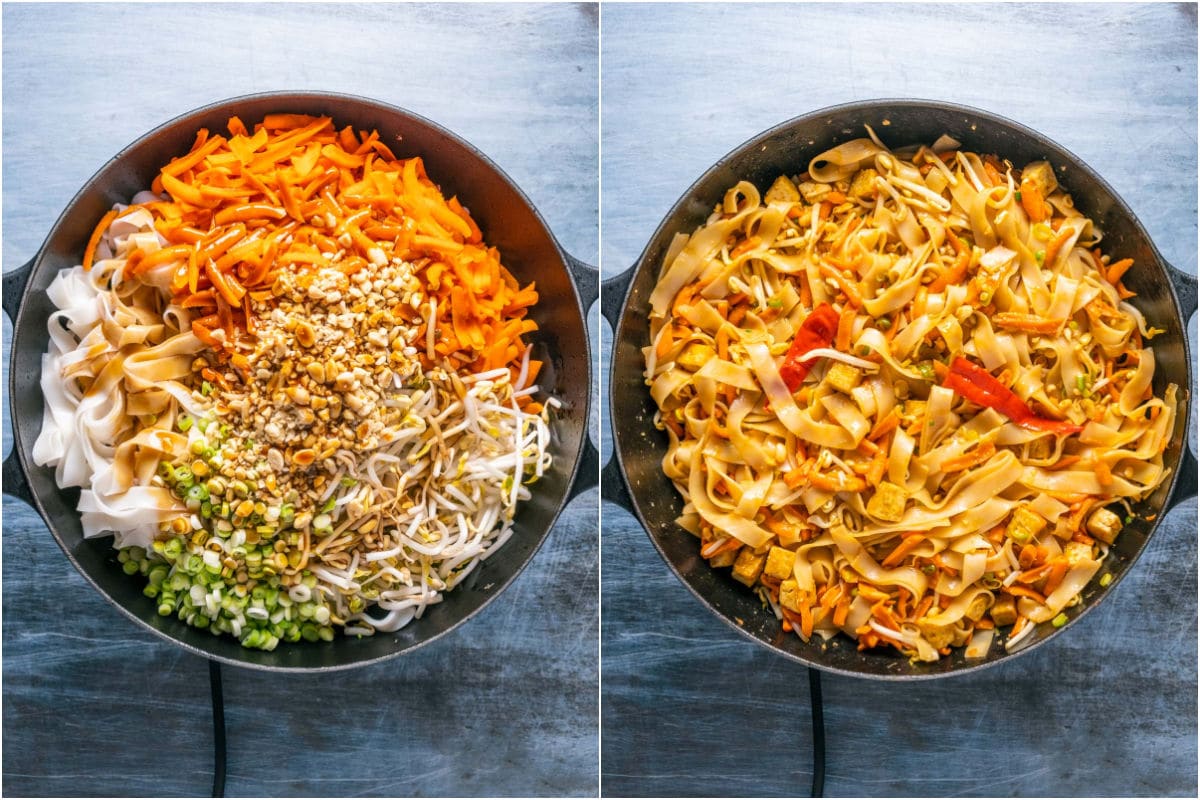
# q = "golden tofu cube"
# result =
<box><xmin>1086</xmin><ymin>507</ymin><xmax>1122</xmax><ymax>544</ymax></box>
<box><xmin>965</xmin><ymin>594</ymin><xmax>990</xmax><ymax>622</ymax></box>
<box><xmin>917</xmin><ymin>620</ymin><xmax>955</xmax><ymax>649</ymax></box>
<box><xmin>848</xmin><ymin>167</ymin><xmax>880</xmax><ymax>200</ymax></box>
<box><xmin>731</xmin><ymin>547</ymin><xmax>766</xmax><ymax>587</ymax></box>
<box><xmin>990</xmin><ymin>596</ymin><xmax>1018</xmax><ymax>627</ymax></box>
<box><xmin>779</xmin><ymin>579</ymin><xmax>802</xmax><ymax>613</ymax></box>
<box><xmin>764</xmin><ymin>546</ymin><xmax>796</xmax><ymax>580</ymax></box>
<box><xmin>866</xmin><ymin>482</ymin><xmax>907</xmax><ymax>523</ymax></box>
<box><xmin>765</xmin><ymin>175</ymin><xmax>801</xmax><ymax>205</ymax></box>
<box><xmin>1006</xmin><ymin>507</ymin><xmax>1047</xmax><ymax>545</ymax></box>
<box><xmin>675</xmin><ymin>342</ymin><xmax>715</xmax><ymax>372</ymax></box>
<box><xmin>710</xmin><ymin>545</ymin><xmax>739</xmax><ymax>569</ymax></box>
<box><xmin>1027</xmin><ymin>435</ymin><xmax>1052</xmax><ymax>461</ymax></box>
<box><xmin>1021</xmin><ymin>161</ymin><xmax>1058</xmax><ymax>198</ymax></box>
<box><xmin>1063</xmin><ymin>541</ymin><xmax>1094</xmax><ymax>566</ymax></box>
<box><xmin>797</xmin><ymin>180</ymin><xmax>831</xmax><ymax>204</ymax></box>
<box><xmin>825</xmin><ymin>362</ymin><xmax>862</xmax><ymax>394</ymax></box>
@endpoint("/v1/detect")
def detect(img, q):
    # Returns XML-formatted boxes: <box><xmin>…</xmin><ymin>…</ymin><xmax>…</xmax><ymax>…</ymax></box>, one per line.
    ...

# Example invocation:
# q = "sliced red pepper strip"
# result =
<box><xmin>942</xmin><ymin>357</ymin><xmax>1083</xmax><ymax>435</ymax></box>
<box><xmin>779</xmin><ymin>302</ymin><xmax>840</xmax><ymax>391</ymax></box>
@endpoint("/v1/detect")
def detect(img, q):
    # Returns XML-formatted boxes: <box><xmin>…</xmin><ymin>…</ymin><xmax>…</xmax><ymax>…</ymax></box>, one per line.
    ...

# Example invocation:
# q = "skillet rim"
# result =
<box><xmin>6</xmin><ymin>89</ymin><xmax>595</xmax><ymax>672</ymax></box>
<box><xmin>608</xmin><ymin>97</ymin><xmax>1196</xmax><ymax>681</ymax></box>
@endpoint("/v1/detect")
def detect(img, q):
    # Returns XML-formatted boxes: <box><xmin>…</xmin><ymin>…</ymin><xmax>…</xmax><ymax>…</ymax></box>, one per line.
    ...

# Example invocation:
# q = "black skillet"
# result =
<box><xmin>2</xmin><ymin>91</ymin><xmax>599</xmax><ymax>672</ymax></box>
<box><xmin>602</xmin><ymin>99</ymin><xmax>1196</xmax><ymax>680</ymax></box>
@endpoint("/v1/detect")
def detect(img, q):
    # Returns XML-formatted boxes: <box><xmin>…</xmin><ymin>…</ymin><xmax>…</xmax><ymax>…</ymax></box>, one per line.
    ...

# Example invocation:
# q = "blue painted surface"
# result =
<box><xmin>2</xmin><ymin>4</ymin><xmax>598</xmax><ymax>796</ymax></box>
<box><xmin>600</xmin><ymin>3</ymin><xmax>1197</xmax><ymax>796</ymax></box>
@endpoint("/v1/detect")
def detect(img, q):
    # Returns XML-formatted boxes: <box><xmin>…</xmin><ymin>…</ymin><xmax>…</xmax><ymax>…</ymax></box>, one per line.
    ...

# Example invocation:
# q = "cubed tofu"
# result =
<box><xmin>731</xmin><ymin>547</ymin><xmax>766</xmax><ymax>587</ymax></box>
<box><xmin>1086</xmin><ymin>507</ymin><xmax>1122</xmax><ymax>544</ymax></box>
<box><xmin>779</xmin><ymin>579</ymin><xmax>803</xmax><ymax>613</ymax></box>
<box><xmin>848</xmin><ymin>167</ymin><xmax>880</xmax><ymax>200</ymax></box>
<box><xmin>675</xmin><ymin>342</ymin><xmax>715</xmax><ymax>372</ymax></box>
<box><xmin>965</xmin><ymin>594</ymin><xmax>991</xmax><ymax>622</ymax></box>
<box><xmin>825</xmin><ymin>362</ymin><xmax>862</xmax><ymax>394</ymax></box>
<box><xmin>797</xmin><ymin>180</ymin><xmax>831</xmax><ymax>204</ymax></box>
<box><xmin>1006</xmin><ymin>507</ymin><xmax>1047</xmax><ymax>545</ymax></box>
<box><xmin>990</xmin><ymin>596</ymin><xmax>1018</xmax><ymax>627</ymax></box>
<box><xmin>866</xmin><ymin>481</ymin><xmax>907</xmax><ymax>523</ymax></box>
<box><xmin>764</xmin><ymin>546</ymin><xmax>797</xmax><ymax>580</ymax></box>
<box><xmin>765</xmin><ymin>175</ymin><xmax>801</xmax><ymax>205</ymax></box>
<box><xmin>710</xmin><ymin>546</ymin><xmax>739</xmax><ymax>569</ymax></box>
<box><xmin>917</xmin><ymin>620</ymin><xmax>955</xmax><ymax>650</ymax></box>
<box><xmin>1028</xmin><ymin>435</ymin><xmax>1052</xmax><ymax>461</ymax></box>
<box><xmin>1063</xmin><ymin>541</ymin><xmax>1095</xmax><ymax>566</ymax></box>
<box><xmin>1021</xmin><ymin>160</ymin><xmax>1058</xmax><ymax>198</ymax></box>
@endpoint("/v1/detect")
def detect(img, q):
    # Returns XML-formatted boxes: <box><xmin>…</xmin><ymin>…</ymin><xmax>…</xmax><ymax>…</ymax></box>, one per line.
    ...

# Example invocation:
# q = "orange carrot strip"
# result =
<box><xmin>1044</xmin><ymin>228</ymin><xmax>1073</xmax><ymax>268</ymax></box>
<box><xmin>1106</xmin><ymin>258</ymin><xmax>1134</xmax><ymax>285</ymax></box>
<box><xmin>992</xmin><ymin>313</ymin><xmax>1064</xmax><ymax>334</ymax></box>
<box><xmin>835</xmin><ymin>305</ymin><xmax>856</xmax><ymax>351</ymax></box>
<box><xmin>881</xmin><ymin>534</ymin><xmax>925</xmax><ymax>568</ymax></box>
<box><xmin>82</xmin><ymin>209</ymin><xmax>118</xmax><ymax>271</ymax></box>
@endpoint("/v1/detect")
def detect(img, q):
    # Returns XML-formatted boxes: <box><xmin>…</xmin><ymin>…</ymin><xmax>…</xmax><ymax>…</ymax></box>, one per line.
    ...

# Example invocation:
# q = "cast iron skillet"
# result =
<box><xmin>602</xmin><ymin>99</ymin><xmax>1196</xmax><ymax>680</ymax></box>
<box><xmin>2</xmin><ymin>91</ymin><xmax>599</xmax><ymax>672</ymax></box>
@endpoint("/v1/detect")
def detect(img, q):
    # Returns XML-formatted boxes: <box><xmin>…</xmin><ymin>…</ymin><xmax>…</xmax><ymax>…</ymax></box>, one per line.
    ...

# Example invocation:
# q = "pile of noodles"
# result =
<box><xmin>33</xmin><ymin>197</ymin><xmax>553</xmax><ymax>635</ymax></box>
<box><xmin>644</xmin><ymin>130</ymin><xmax>1177</xmax><ymax>661</ymax></box>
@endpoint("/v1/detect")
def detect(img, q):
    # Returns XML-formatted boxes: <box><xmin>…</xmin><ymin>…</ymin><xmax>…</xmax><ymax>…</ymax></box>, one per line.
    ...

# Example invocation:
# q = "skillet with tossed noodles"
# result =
<box><xmin>643</xmin><ymin>129</ymin><xmax>1177</xmax><ymax>663</ymax></box>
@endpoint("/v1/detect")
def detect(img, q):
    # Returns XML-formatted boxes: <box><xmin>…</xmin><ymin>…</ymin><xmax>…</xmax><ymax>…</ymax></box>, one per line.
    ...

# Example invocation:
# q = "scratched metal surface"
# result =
<box><xmin>2</xmin><ymin>3</ymin><xmax>598</xmax><ymax>797</ymax></box>
<box><xmin>599</xmin><ymin>3</ymin><xmax>1197</xmax><ymax>797</ymax></box>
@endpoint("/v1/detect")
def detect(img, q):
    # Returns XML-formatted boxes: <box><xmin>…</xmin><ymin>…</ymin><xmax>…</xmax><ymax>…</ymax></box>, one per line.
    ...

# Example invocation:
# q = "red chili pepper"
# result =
<box><xmin>779</xmin><ymin>303</ymin><xmax>840</xmax><ymax>392</ymax></box>
<box><xmin>942</xmin><ymin>357</ymin><xmax>1083</xmax><ymax>435</ymax></box>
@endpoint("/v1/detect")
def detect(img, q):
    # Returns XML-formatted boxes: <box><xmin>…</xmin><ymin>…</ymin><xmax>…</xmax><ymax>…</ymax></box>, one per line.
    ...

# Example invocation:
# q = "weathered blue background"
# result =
<box><xmin>600</xmin><ymin>3</ymin><xmax>1197</xmax><ymax>796</ymax></box>
<box><xmin>2</xmin><ymin>3</ymin><xmax>599</xmax><ymax>797</ymax></box>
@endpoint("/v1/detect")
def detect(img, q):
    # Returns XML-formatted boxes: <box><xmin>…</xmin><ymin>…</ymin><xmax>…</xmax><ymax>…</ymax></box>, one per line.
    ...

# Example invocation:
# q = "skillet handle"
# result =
<box><xmin>3</xmin><ymin>443</ymin><xmax>34</xmax><ymax>506</ymax></box>
<box><xmin>3</xmin><ymin>257</ymin><xmax>35</xmax><ymax>323</ymax></box>
<box><xmin>565</xmin><ymin>251</ymin><xmax>599</xmax><ymax>312</ymax></box>
<box><xmin>599</xmin><ymin>266</ymin><xmax>637</xmax><ymax>512</ymax></box>
<box><xmin>3</xmin><ymin>257</ymin><xmax>36</xmax><ymax>505</ymax></box>
<box><xmin>1163</xmin><ymin>262</ymin><xmax>1197</xmax><ymax>510</ymax></box>
<box><xmin>601</xmin><ymin>266</ymin><xmax>635</xmax><ymax>329</ymax></box>
<box><xmin>1167</xmin><ymin>262</ymin><xmax>1197</xmax><ymax>319</ymax></box>
<box><xmin>1166</xmin><ymin>445</ymin><xmax>1196</xmax><ymax>510</ymax></box>
<box><xmin>567</xmin><ymin>435</ymin><xmax>599</xmax><ymax>502</ymax></box>
<box><xmin>601</xmin><ymin>451</ymin><xmax>634</xmax><ymax>511</ymax></box>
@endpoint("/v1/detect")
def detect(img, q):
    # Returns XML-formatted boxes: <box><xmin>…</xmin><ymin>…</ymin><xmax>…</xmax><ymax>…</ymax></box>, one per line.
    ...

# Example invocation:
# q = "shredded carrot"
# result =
<box><xmin>927</xmin><ymin>232</ymin><xmax>971</xmax><ymax>293</ymax></box>
<box><xmin>881</xmin><ymin>533</ymin><xmax>925</xmax><ymax>568</ymax></box>
<box><xmin>1019</xmin><ymin>178</ymin><xmax>1049</xmax><ymax>223</ymax></box>
<box><xmin>1006</xmin><ymin>586</ymin><xmax>1047</xmax><ymax>605</ymax></box>
<box><xmin>1095</xmin><ymin>459</ymin><xmax>1114</xmax><ymax>487</ymax></box>
<box><xmin>700</xmin><ymin>537</ymin><xmax>742</xmax><ymax>559</ymax></box>
<box><xmin>1044</xmin><ymin>228</ymin><xmax>1073</xmax><ymax>268</ymax></box>
<box><xmin>82</xmin><ymin>209</ymin><xmax>119</xmax><ymax>271</ymax></box>
<box><xmin>835</xmin><ymin>305</ymin><xmax>856</xmax><ymax>351</ymax></box>
<box><xmin>940</xmin><ymin>441</ymin><xmax>995</xmax><ymax>473</ymax></box>
<box><xmin>655</xmin><ymin>323</ymin><xmax>675</xmax><ymax>361</ymax></box>
<box><xmin>730</xmin><ymin>236</ymin><xmax>761</xmax><ymax>259</ymax></box>
<box><xmin>818</xmin><ymin>262</ymin><xmax>864</xmax><ymax>307</ymax></box>
<box><xmin>1041</xmin><ymin>560</ymin><xmax>1069</xmax><ymax>597</ymax></box>
<box><xmin>84</xmin><ymin>114</ymin><xmax>541</xmax><ymax>384</ymax></box>
<box><xmin>1106</xmin><ymin>258</ymin><xmax>1134</xmax><ymax>285</ymax></box>
<box><xmin>869</xmin><ymin>408</ymin><xmax>901</xmax><ymax>441</ymax></box>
